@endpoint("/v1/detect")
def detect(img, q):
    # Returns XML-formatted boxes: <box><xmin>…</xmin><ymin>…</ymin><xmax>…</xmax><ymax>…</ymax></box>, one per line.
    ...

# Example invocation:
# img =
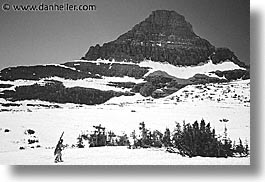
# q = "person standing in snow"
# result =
<box><xmin>54</xmin><ymin>139</ymin><xmax>64</xmax><ymax>163</ymax></box>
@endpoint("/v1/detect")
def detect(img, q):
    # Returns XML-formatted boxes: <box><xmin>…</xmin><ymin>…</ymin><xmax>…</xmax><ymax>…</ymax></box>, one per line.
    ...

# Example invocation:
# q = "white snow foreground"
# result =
<box><xmin>0</xmin><ymin>80</ymin><xmax>250</xmax><ymax>165</ymax></box>
<box><xmin>0</xmin><ymin>147</ymin><xmax>249</xmax><ymax>165</ymax></box>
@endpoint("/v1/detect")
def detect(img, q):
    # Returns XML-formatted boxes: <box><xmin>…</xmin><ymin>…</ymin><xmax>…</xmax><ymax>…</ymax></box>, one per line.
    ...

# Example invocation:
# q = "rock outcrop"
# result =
<box><xmin>0</xmin><ymin>65</ymin><xmax>96</xmax><ymax>81</ymax></box>
<box><xmin>210</xmin><ymin>69</ymin><xmax>250</xmax><ymax>81</ymax></box>
<box><xmin>210</xmin><ymin>48</ymin><xmax>247</xmax><ymax>68</ymax></box>
<box><xmin>63</xmin><ymin>61</ymin><xmax>149</xmax><ymax>79</ymax></box>
<box><xmin>0</xmin><ymin>80</ymin><xmax>134</xmax><ymax>105</ymax></box>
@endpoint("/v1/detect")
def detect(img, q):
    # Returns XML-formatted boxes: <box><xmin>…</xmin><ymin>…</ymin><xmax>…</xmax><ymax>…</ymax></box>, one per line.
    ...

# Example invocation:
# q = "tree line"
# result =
<box><xmin>76</xmin><ymin>119</ymin><xmax>249</xmax><ymax>158</ymax></box>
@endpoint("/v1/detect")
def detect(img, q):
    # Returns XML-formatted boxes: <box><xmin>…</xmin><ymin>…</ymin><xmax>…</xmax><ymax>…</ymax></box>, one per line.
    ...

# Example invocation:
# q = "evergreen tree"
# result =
<box><xmin>152</xmin><ymin>130</ymin><xmax>163</xmax><ymax>148</ymax></box>
<box><xmin>107</xmin><ymin>131</ymin><xmax>116</xmax><ymax>146</ymax></box>
<box><xmin>130</xmin><ymin>130</ymin><xmax>137</xmax><ymax>148</ymax></box>
<box><xmin>200</xmin><ymin>119</ymin><xmax>206</xmax><ymax>132</ymax></box>
<box><xmin>192</xmin><ymin>121</ymin><xmax>199</xmax><ymax>156</ymax></box>
<box><xmin>146</xmin><ymin>130</ymin><xmax>152</xmax><ymax>146</ymax></box>
<box><xmin>244</xmin><ymin>139</ymin><xmax>249</xmax><ymax>156</ymax></box>
<box><xmin>232</xmin><ymin>140</ymin><xmax>237</xmax><ymax>152</ymax></box>
<box><xmin>236</xmin><ymin>138</ymin><xmax>244</xmax><ymax>156</ymax></box>
<box><xmin>221</xmin><ymin>125</ymin><xmax>233</xmax><ymax>157</ymax></box>
<box><xmin>173</xmin><ymin>122</ymin><xmax>182</xmax><ymax>146</ymax></box>
<box><xmin>77</xmin><ymin>135</ymin><xmax>84</xmax><ymax>148</ymax></box>
<box><xmin>139</xmin><ymin>122</ymin><xmax>148</xmax><ymax>147</ymax></box>
<box><xmin>117</xmin><ymin>133</ymin><xmax>129</xmax><ymax>146</ymax></box>
<box><xmin>162</xmin><ymin>128</ymin><xmax>172</xmax><ymax>147</ymax></box>
<box><xmin>171</xmin><ymin>120</ymin><xmax>238</xmax><ymax>158</ymax></box>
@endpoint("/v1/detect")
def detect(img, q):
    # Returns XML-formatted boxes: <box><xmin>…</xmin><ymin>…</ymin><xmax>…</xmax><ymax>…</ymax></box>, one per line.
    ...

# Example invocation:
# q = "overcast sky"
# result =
<box><xmin>0</xmin><ymin>0</ymin><xmax>249</xmax><ymax>69</ymax></box>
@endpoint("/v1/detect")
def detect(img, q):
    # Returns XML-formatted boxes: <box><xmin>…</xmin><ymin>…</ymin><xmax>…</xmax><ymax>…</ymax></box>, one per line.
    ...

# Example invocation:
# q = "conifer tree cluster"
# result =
<box><xmin>172</xmin><ymin>119</ymin><xmax>226</xmax><ymax>157</ymax></box>
<box><xmin>75</xmin><ymin>121</ymin><xmax>249</xmax><ymax>158</ymax></box>
<box><xmin>171</xmin><ymin>120</ymin><xmax>249</xmax><ymax>157</ymax></box>
<box><xmin>131</xmin><ymin>120</ymin><xmax>249</xmax><ymax>158</ymax></box>
<box><xmin>129</xmin><ymin>122</ymin><xmax>163</xmax><ymax>148</ymax></box>
<box><xmin>76</xmin><ymin>125</ymin><xmax>130</xmax><ymax>147</ymax></box>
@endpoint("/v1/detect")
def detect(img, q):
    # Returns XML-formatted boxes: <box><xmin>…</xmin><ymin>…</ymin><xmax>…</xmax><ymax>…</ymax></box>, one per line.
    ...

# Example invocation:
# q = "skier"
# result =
<box><xmin>54</xmin><ymin>139</ymin><xmax>64</xmax><ymax>163</ymax></box>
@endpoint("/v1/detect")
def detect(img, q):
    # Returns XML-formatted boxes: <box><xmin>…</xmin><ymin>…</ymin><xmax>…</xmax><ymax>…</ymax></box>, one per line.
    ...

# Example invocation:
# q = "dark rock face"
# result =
<box><xmin>133</xmin><ymin>71</ymin><xmax>230</xmax><ymax>98</ymax></box>
<box><xmin>144</xmin><ymin>71</ymin><xmax>187</xmax><ymax>96</ymax></box>
<box><xmin>107</xmin><ymin>82</ymin><xmax>136</xmax><ymax>89</ymax></box>
<box><xmin>131</xmin><ymin>71</ymin><xmax>188</xmax><ymax>98</ymax></box>
<box><xmin>82</xmin><ymin>10</ymin><xmax>216</xmax><ymax>66</ymax></box>
<box><xmin>0</xmin><ymin>84</ymin><xmax>13</xmax><ymax>88</ymax></box>
<box><xmin>0</xmin><ymin>62</ymin><xmax>150</xmax><ymax>81</ymax></box>
<box><xmin>188</xmin><ymin>74</ymin><xmax>226</xmax><ymax>84</ymax></box>
<box><xmin>210</xmin><ymin>48</ymin><xmax>247</xmax><ymax>68</ymax></box>
<box><xmin>0</xmin><ymin>65</ymin><xmax>96</xmax><ymax>81</ymax></box>
<box><xmin>139</xmin><ymin>82</ymin><xmax>156</xmax><ymax>97</ymax></box>
<box><xmin>0</xmin><ymin>80</ymin><xmax>131</xmax><ymax>105</ymax></box>
<box><xmin>132</xmin><ymin>68</ymin><xmax>249</xmax><ymax>98</ymax></box>
<box><xmin>211</xmin><ymin>69</ymin><xmax>250</xmax><ymax>81</ymax></box>
<box><xmin>82</xmin><ymin>10</ymin><xmax>246</xmax><ymax>68</ymax></box>
<box><xmin>145</xmin><ymin>71</ymin><xmax>175</xmax><ymax>84</ymax></box>
<box><xmin>1</xmin><ymin>103</ymin><xmax>21</xmax><ymax>107</ymax></box>
<box><xmin>131</xmin><ymin>82</ymin><xmax>146</xmax><ymax>93</ymax></box>
<box><xmin>63</xmin><ymin>62</ymin><xmax>149</xmax><ymax>79</ymax></box>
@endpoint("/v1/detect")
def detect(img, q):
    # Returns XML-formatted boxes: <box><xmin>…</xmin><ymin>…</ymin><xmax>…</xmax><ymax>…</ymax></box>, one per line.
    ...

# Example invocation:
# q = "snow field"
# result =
<box><xmin>139</xmin><ymin>59</ymin><xmax>245</xmax><ymax>79</ymax></box>
<box><xmin>0</xmin><ymin>76</ymin><xmax>144</xmax><ymax>92</ymax></box>
<box><xmin>0</xmin><ymin>76</ymin><xmax>250</xmax><ymax>164</ymax></box>
<box><xmin>0</xmin><ymin>95</ymin><xmax>250</xmax><ymax>164</ymax></box>
<box><xmin>0</xmin><ymin>146</ymin><xmax>249</xmax><ymax>165</ymax></box>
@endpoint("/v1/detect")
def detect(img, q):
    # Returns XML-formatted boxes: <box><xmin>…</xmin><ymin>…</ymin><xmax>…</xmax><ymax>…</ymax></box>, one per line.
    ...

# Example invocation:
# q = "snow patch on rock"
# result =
<box><xmin>139</xmin><ymin>59</ymin><xmax>245</xmax><ymax>79</ymax></box>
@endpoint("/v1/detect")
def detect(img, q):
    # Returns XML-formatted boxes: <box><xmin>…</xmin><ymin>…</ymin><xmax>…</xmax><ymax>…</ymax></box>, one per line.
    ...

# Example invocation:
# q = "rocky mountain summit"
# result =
<box><xmin>82</xmin><ymin>10</ymin><xmax>244</xmax><ymax>67</ymax></box>
<box><xmin>0</xmin><ymin>10</ymin><xmax>249</xmax><ymax>105</ymax></box>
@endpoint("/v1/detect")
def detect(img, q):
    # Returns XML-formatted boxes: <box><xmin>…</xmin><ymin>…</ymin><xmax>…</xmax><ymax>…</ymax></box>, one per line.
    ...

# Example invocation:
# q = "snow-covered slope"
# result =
<box><xmin>0</xmin><ymin>59</ymin><xmax>250</xmax><ymax>165</ymax></box>
<box><xmin>0</xmin><ymin>76</ymin><xmax>143</xmax><ymax>92</ymax></box>
<box><xmin>49</xmin><ymin>76</ymin><xmax>144</xmax><ymax>91</ymax></box>
<box><xmin>139</xmin><ymin>59</ymin><xmax>245</xmax><ymax>79</ymax></box>
<box><xmin>0</xmin><ymin>60</ymin><xmax>250</xmax><ymax>165</ymax></box>
<box><xmin>0</xmin><ymin>58</ymin><xmax>246</xmax><ymax>95</ymax></box>
<box><xmin>70</xmin><ymin>58</ymin><xmax>246</xmax><ymax>79</ymax></box>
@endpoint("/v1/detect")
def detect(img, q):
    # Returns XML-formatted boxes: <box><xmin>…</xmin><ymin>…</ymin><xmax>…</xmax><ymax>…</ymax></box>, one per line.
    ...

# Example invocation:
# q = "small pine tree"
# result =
<box><xmin>173</xmin><ymin>122</ymin><xmax>182</xmax><ymax>146</ymax></box>
<box><xmin>107</xmin><ymin>131</ymin><xmax>116</xmax><ymax>146</ymax></box>
<box><xmin>117</xmin><ymin>133</ymin><xmax>129</xmax><ymax>146</ymax></box>
<box><xmin>130</xmin><ymin>130</ymin><xmax>137</xmax><ymax>147</ymax></box>
<box><xmin>77</xmin><ymin>135</ymin><xmax>84</xmax><ymax>148</ymax></box>
<box><xmin>223</xmin><ymin>125</ymin><xmax>228</xmax><ymax>142</ymax></box>
<box><xmin>244</xmin><ymin>139</ymin><xmax>249</xmax><ymax>156</ymax></box>
<box><xmin>232</xmin><ymin>140</ymin><xmax>237</xmax><ymax>152</ymax></box>
<box><xmin>200</xmin><ymin>119</ymin><xmax>206</xmax><ymax>133</ymax></box>
<box><xmin>139</xmin><ymin>122</ymin><xmax>150</xmax><ymax>147</ymax></box>
<box><xmin>236</xmin><ymin>138</ymin><xmax>244</xmax><ymax>156</ymax></box>
<box><xmin>162</xmin><ymin>128</ymin><xmax>172</xmax><ymax>147</ymax></box>
<box><xmin>220</xmin><ymin>125</ymin><xmax>233</xmax><ymax>157</ymax></box>
<box><xmin>152</xmin><ymin>130</ymin><xmax>163</xmax><ymax>148</ymax></box>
